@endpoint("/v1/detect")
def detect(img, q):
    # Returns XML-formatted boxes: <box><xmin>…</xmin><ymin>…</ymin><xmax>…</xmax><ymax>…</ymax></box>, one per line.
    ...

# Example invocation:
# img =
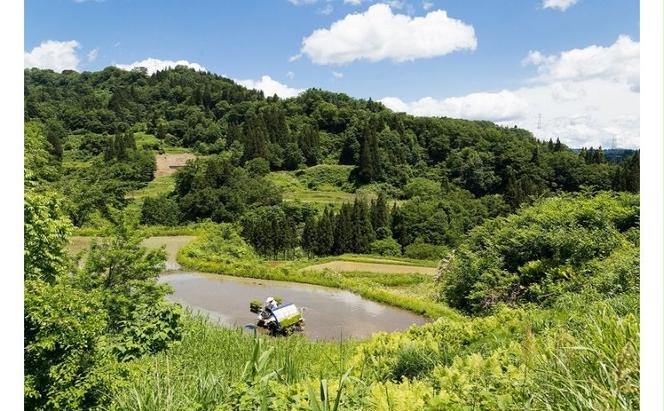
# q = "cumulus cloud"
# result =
<box><xmin>300</xmin><ymin>3</ymin><xmax>477</xmax><ymax>64</ymax></box>
<box><xmin>380</xmin><ymin>79</ymin><xmax>639</xmax><ymax>148</ymax></box>
<box><xmin>115</xmin><ymin>58</ymin><xmax>206</xmax><ymax>75</ymax></box>
<box><xmin>236</xmin><ymin>75</ymin><xmax>303</xmax><ymax>98</ymax></box>
<box><xmin>286</xmin><ymin>71</ymin><xmax>295</xmax><ymax>79</ymax></box>
<box><xmin>422</xmin><ymin>1</ymin><xmax>434</xmax><ymax>11</ymax></box>
<box><xmin>332</xmin><ymin>71</ymin><xmax>344</xmax><ymax>78</ymax></box>
<box><xmin>24</xmin><ymin>40</ymin><xmax>81</xmax><ymax>72</ymax></box>
<box><xmin>380</xmin><ymin>90</ymin><xmax>528</xmax><ymax>121</ymax></box>
<box><xmin>542</xmin><ymin>0</ymin><xmax>579</xmax><ymax>11</ymax></box>
<box><xmin>344</xmin><ymin>0</ymin><xmax>363</xmax><ymax>5</ymax></box>
<box><xmin>523</xmin><ymin>35</ymin><xmax>639</xmax><ymax>91</ymax></box>
<box><xmin>288</xmin><ymin>0</ymin><xmax>318</xmax><ymax>5</ymax></box>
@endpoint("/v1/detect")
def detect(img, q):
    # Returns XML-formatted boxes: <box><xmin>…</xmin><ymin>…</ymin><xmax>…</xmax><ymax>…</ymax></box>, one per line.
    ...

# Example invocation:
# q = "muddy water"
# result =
<box><xmin>160</xmin><ymin>272</ymin><xmax>427</xmax><ymax>341</ymax></box>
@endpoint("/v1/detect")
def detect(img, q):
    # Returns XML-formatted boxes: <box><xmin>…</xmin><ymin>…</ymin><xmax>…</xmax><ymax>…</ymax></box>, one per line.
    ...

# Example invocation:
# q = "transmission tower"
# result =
<box><xmin>537</xmin><ymin>113</ymin><xmax>542</xmax><ymax>129</ymax></box>
<box><xmin>610</xmin><ymin>136</ymin><xmax>618</xmax><ymax>150</ymax></box>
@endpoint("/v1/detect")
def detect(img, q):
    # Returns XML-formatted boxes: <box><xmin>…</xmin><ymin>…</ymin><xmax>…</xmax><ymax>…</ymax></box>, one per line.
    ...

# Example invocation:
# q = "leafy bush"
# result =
<box><xmin>439</xmin><ymin>192</ymin><xmax>640</xmax><ymax>312</ymax></box>
<box><xmin>244</xmin><ymin>157</ymin><xmax>270</xmax><ymax>177</ymax></box>
<box><xmin>402</xmin><ymin>177</ymin><xmax>441</xmax><ymax>199</ymax></box>
<box><xmin>403</xmin><ymin>242</ymin><xmax>448</xmax><ymax>260</ymax></box>
<box><xmin>369</xmin><ymin>238</ymin><xmax>402</xmax><ymax>256</ymax></box>
<box><xmin>140</xmin><ymin>195</ymin><xmax>180</xmax><ymax>226</ymax></box>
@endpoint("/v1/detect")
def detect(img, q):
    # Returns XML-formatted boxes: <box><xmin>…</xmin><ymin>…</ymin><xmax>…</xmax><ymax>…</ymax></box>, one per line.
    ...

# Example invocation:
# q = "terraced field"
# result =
<box><xmin>302</xmin><ymin>260</ymin><xmax>437</xmax><ymax>275</ymax></box>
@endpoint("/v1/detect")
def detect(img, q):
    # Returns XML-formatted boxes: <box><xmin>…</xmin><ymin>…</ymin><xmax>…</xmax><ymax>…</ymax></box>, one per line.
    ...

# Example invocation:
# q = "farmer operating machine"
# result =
<box><xmin>249</xmin><ymin>297</ymin><xmax>305</xmax><ymax>336</ymax></box>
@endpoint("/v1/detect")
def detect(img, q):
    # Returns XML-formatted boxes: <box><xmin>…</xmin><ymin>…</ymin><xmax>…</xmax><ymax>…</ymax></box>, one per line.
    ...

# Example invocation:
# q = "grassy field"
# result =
<box><xmin>266</xmin><ymin>167</ymin><xmax>377</xmax><ymax>211</ymax></box>
<box><xmin>302</xmin><ymin>261</ymin><xmax>437</xmax><ymax>275</ymax></box>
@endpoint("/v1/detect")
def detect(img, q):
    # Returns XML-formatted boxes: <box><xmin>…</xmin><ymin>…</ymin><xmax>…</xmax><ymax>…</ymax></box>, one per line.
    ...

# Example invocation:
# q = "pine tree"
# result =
<box><xmin>554</xmin><ymin>138</ymin><xmax>562</xmax><ymax>152</ymax></box>
<box><xmin>357</xmin><ymin>119</ymin><xmax>381</xmax><ymax>183</ymax></box>
<box><xmin>316</xmin><ymin>208</ymin><xmax>335</xmax><ymax>256</ymax></box>
<box><xmin>333</xmin><ymin>203</ymin><xmax>354</xmax><ymax>254</ymax></box>
<box><xmin>351</xmin><ymin>198</ymin><xmax>374</xmax><ymax>253</ymax></box>
<box><xmin>301</xmin><ymin>215</ymin><xmax>318</xmax><ymax>258</ymax></box>
<box><xmin>298</xmin><ymin>124</ymin><xmax>320</xmax><ymax>166</ymax></box>
<box><xmin>505</xmin><ymin>169</ymin><xmax>524</xmax><ymax>208</ymax></box>
<box><xmin>242</xmin><ymin>112</ymin><xmax>269</xmax><ymax>161</ymax></box>
<box><xmin>370</xmin><ymin>192</ymin><xmax>389</xmax><ymax>236</ymax></box>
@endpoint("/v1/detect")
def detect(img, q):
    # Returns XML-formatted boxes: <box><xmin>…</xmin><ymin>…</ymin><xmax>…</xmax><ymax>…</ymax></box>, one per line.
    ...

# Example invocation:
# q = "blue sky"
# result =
<box><xmin>24</xmin><ymin>0</ymin><xmax>640</xmax><ymax>148</ymax></box>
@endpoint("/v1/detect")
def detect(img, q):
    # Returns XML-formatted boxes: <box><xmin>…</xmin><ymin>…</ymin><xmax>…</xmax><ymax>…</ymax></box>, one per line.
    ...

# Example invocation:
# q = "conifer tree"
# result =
<box><xmin>298</xmin><ymin>124</ymin><xmax>320</xmax><ymax>166</ymax></box>
<box><xmin>315</xmin><ymin>208</ymin><xmax>335</xmax><ymax>256</ymax></box>
<box><xmin>554</xmin><ymin>138</ymin><xmax>563</xmax><ymax>152</ymax></box>
<box><xmin>242</xmin><ymin>112</ymin><xmax>269</xmax><ymax>161</ymax></box>
<box><xmin>334</xmin><ymin>203</ymin><xmax>354</xmax><ymax>254</ymax></box>
<box><xmin>351</xmin><ymin>198</ymin><xmax>374</xmax><ymax>253</ymax></box>
<box><xmin>357</xmin><ymin>120</ymin><xmax>381</xmax><ymax>183</ymax></box>
<box><xmin>370</xmin><ymin>192</ymin><xmax>389</xmax><ymax>237</ymax></box>
<box><xmin>301</xmin><ymin>215</ymin><xmax>318</xmax><ymax>258</ymax></box>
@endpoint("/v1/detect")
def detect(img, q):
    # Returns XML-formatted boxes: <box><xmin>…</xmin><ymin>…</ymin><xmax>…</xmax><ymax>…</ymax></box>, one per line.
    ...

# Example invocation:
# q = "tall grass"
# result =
<box><xmin>109</xmin><ymin>314</ymin><xmax>355</xmax><ymax>411</ymax></box>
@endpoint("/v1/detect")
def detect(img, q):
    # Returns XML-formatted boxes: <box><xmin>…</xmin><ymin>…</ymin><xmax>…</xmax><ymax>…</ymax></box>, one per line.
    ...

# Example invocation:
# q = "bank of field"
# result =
<box><xmin>302</xmin><ymin>260</ymin><xmax>437</xmax><ymax>275</ymax></box>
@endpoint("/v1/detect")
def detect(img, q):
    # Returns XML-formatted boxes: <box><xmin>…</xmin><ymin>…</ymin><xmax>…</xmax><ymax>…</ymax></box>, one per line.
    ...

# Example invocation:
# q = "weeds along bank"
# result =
<box><xmin>110</xmin><ymin>294</ymin><xmax>638</xmax><ymax>411</ymax></box>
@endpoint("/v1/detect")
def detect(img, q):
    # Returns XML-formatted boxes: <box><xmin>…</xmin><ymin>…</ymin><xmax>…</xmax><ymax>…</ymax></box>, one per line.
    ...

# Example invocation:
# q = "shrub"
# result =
<box><xmin>245</xmin><ymin>157</ymin><xmax>270</xmax><ymax>177</ymax></box>
<box><xmin>403</xmin><ymin>242</ymin><xmax>448</xmax><ymax>260</ymax></box>
<box><xmin>140</xmin><ymin>195</ymin><xmax>180</xmax><ymax>226</ymax></box>
<box><xmin>391</xmin><ymin>344</ymin><xmax>438</xmax><ymax>380</ymax></box>
<box><xmin>369</xmin><ymin>238</ymin><xmax>402</xmax><ymax>256</ymax></box>
<box><xmin>402</xmin><ymin>177</ymin><xmax>441</xmax><ymax>199</ymax></box>
<box><xmin>439</xmin><ymin>192</ymin><xmax>640</xmax><ymax>312</ymax></box>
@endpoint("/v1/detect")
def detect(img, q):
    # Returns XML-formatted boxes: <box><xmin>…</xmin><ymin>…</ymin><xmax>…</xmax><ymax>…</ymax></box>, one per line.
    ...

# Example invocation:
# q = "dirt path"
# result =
<box><xmin>156</xmin><ymin>153</ymin><xmax>196</xmax><ymax>177</ymax></box>
<box><xmin>302</xmin><ymin>261</ymin><xmax>437</xmax><ymax>275</ymax></box>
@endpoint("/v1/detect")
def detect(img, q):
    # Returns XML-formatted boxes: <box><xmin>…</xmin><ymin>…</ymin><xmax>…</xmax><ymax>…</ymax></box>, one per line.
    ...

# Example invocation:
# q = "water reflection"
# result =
<box><xmin>159</xmin><ymin>271</ymin><xmax>427</xmax><ymax>340</ymax></box>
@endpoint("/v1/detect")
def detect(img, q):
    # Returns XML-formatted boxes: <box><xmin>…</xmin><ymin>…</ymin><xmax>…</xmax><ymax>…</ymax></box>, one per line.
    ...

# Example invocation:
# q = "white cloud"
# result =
<box><xmin>115</xmin><ymin>58</ymin><xmax>206</xmax><ymax>75</ymax></box>
<box><xmin>542</xmin><ymin>0</ymin><xmax>579</xmax><ymax>11</ymax></box>
<box><xmin>24</xmin><ymin>40</ymin><xmax>81</xmax><ymax>72</ymax></box>
<box><xmin>422</xmin><ymin>1</ymin><xmax>434</xmax><ymax>11</ymax></box>
<box><xmin>236</xmin><ymin>75</ymin><xmax>303</xmax><ymax>98</ymax></box>
<box><xmin>286</xmin><ymin>71</ymin><xmax>295</xmax><ymax>79</ymax></box>
<box><xmin>380</xmin><ymin>79</ymin><xmax>639</xmax><ymax>148</ymax></box>
<box><xmin>288</xmin><ymin>0</ymin><xmax>318</xmax><ymax>5</ymax></box>
<box><xmin>318</xmin><ymin>3</ymin><xmax>334</xmax><ymax>15</ymax></box>
<box><xmin>380</xmin><ymin>90</ymin><xmax>528</xmax><ymax>121</ymax></box>
<box><xmin>300</xmin><ymin>3</ymin><xmax>477</xmax><ymax>64</ymax></box>
<box><xmin>344</xmin><ymin>0</ymin><xmax>363</xmax><ymax>5</ymax></box>
<box><xmin>332</xmin><ymin>71</ymin><xmax>344</xmax><ymax>78</ymax></box>
<box><xmin>523</xmin><ymin>35</ymin><xmax>640</xmax><ymax>91</ymax></box>
<box><xmin>289</xmin><ymin>53</ymin><xmax>302</xmax><ymax>62</ymax></box>
<box><xmin>87</xmin><ymin>48</ymin><xmax>99</xmax><ymax>62</ymax></box>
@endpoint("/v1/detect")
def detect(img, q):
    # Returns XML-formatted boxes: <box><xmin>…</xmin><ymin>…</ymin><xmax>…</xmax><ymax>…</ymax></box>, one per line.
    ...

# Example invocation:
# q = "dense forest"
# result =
<box><xmin>24</xmin><ymin>66</ymin><xmax>639</xmax><ymax>256</ymax></box>
<box><xmin>24</xmin><ymin>66</ymin><xmax>640</xmax><ymax>411</ymax></box>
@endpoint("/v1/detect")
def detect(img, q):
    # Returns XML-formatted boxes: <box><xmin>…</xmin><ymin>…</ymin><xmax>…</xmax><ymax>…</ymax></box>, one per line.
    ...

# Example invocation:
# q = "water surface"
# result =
<box><xmin>160</xmin><ymin>271</ymin><xmax>427</xmax><ymax>340</ymax></box>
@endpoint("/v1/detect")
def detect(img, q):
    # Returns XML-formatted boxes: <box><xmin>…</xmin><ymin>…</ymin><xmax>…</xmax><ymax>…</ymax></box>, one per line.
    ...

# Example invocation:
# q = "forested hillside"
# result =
<box><xmin>24</xmin><ymin>66</ymin><xmax>639</xmax><ymax>255</ymax></box>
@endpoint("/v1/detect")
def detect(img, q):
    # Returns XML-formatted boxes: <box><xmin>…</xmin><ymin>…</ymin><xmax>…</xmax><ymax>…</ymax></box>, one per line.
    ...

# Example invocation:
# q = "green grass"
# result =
<box><xmin>163</xmin><ymin>146</ymin><xmax>194</xmax><ymax>154</ymax></box>
<box><xmin>126</xmin><ymin>175</ymin><xmax>176</xmax><ymax>201</ymax></box>
<box><xmin>266</xmin><ymin>170</ymin><xmax>376</xmax><ymax>211</ymax></box>
<box><xmin>319</xmin><ymin>254</ymin><xmax>439</xmax><ymax>268</ymax></box>
<box><xmin>134</xmin><ymin>132</ymin><xmax>162</xmax><ymax>149</ymax></box>
<box><xmin>111</xmin><ymin>313</ymin><xmax>356</xmax><ymax>411</ymax></box>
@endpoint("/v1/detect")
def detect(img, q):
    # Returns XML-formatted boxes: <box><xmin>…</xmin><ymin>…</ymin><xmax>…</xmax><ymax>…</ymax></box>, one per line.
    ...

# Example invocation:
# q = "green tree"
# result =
<box><xmin>351</xmin><ymin>198</ymin><xmax>375</xmax><ymax>253</ymax></box>
<box><xmin>242</xmin><ymin>112</ymin><xmax>269</xmax><ymax>162</ymax></box>
<box><xmin>140</xmin><ymin>195</ymin><xmax>180</xmax><ymax>226</ymax></box>
<box><xmin>301</xmin><ymin>215</ymin><xmax>318</xmax><ymax>258</ymax></box>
